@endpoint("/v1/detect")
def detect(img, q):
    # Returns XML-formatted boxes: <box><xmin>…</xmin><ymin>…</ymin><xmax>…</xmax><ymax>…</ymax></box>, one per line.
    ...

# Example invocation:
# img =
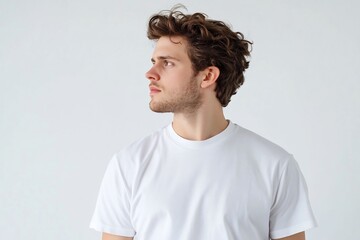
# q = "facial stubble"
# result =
<box><xmin>149</xmin><ymin>77</ymin><xmax>202</xmax><ymax>114</ymax></box>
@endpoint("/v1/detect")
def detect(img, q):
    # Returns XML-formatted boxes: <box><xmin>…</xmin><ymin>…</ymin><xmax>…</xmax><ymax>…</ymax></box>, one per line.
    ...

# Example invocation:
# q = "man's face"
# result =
<box><xmin>145</xmin><ymin>36</ymin><xmax>202</xmax><ymax>113</ymax></box>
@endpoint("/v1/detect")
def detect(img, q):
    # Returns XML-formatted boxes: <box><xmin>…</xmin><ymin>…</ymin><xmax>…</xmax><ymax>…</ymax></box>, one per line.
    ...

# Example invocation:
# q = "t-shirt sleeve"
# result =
<box><xmin>269</xmin><ymin>156</ymin><xmax>317</xmax><ymax>239</ymax></box>
<box><xmin>89</xmin><ymin>153</ymin><xmax>136</xmax><ymax>237</ymax></box>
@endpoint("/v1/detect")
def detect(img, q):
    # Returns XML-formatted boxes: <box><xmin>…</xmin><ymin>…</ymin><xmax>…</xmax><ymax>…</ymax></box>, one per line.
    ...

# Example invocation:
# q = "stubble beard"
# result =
<box><xmin>149</xmin><ymin>78</ymin><xmax>202</xmax><ymax>114</ymax></box>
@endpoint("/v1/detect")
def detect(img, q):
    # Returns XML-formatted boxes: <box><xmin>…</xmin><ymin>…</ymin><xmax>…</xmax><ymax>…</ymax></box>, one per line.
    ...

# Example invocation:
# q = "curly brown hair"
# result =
<box><xmin>147</xmin><ymin>8</ymin><xmax>252</xmax><ymax>107</ymax></box>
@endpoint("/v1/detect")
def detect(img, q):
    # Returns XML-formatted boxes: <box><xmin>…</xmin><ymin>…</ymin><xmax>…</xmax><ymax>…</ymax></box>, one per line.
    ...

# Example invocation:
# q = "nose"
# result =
<box><xmin>145</xmin><ymin>66</ymin><xmax>160</xmax><ymax>81</ymax></box>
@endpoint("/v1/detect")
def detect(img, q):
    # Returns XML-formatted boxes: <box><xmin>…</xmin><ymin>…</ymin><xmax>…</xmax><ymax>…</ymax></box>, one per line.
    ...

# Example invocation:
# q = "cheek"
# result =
<box><xmin>162</xmin><ymin>68</ymin><xmax>195</xmax><ymax>91</ymax></box>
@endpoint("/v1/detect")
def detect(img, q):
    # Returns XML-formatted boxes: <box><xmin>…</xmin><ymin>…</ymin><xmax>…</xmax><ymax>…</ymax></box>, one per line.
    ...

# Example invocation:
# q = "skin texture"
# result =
<box><xmin>102</xmin><ymin>233</ymin><xmax>132</xmax><ymax>240</ymax></box>
<box><xmin>146</xmin><ymin>36</ymin><xmax>203</xmax><ymax>114</ymax></box>
<box><xmin>101</xmin><ymin>36</ymin><xmax>307</xmax><ymax>240</ymax></box>
<box><xmin>146</xmin><ymin>35</ymin><xmax>227</xmax><ymax>141</ymax></box>
<box><xmin>274</xmin><ymin>231</ymin><xmax>305</xmax><ymax>240</ymax></box>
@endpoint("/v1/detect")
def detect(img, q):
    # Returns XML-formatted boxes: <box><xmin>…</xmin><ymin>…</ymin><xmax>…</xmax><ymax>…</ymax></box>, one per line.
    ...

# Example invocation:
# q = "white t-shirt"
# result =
<box><xmin>90</xmin><ymin>121</ymin><xmax>317</xmax><ymax>239</ymax></box>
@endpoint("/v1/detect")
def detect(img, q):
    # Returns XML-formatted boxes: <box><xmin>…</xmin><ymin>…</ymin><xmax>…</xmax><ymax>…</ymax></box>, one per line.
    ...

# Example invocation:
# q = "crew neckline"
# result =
<box><xmin>166</xmin><ymin>120</ymin><xmax>236</xmax><ymax>149</ymax></box>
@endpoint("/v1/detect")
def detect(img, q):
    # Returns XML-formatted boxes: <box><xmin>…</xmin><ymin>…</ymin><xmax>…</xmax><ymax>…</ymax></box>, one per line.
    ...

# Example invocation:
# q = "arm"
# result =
<box><xmin>273</xmin><ymin>231</ymin><xmax>305</xmax><ymax>240</ymax></box>
<box><xmin>102</xmin><ymin>232</ymin><xmax>133</xmax><ymax>240</ymax></box>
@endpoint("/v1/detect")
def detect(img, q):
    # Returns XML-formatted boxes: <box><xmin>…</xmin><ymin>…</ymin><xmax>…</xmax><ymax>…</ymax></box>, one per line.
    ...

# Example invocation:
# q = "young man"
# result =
<box><xmin>90</xmin><ymin>8</ymin><xmax>317</xmax><ymax>240</ymax></box>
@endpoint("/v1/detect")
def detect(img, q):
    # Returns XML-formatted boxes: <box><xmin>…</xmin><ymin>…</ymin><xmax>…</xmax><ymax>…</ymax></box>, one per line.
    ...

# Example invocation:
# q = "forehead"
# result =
<box><xmin>153</xmin><ymin>36</ymin><xmax>189</xmax><ymax>59</ymax></box>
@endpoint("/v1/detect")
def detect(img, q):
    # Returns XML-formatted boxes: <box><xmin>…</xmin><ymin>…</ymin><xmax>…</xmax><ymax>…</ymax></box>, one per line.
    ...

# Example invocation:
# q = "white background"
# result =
<box><xmin>1</xmin><ymin>0</ymin><xmax>359</xmax><ymax>239</ymax></box>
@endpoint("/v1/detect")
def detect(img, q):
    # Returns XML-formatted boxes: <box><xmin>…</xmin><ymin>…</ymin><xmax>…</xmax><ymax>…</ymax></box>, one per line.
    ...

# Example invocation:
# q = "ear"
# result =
<box><xmin>200</xmin><ymin>66</ymin><xmax>220</xmax><ymax>89</ymax></box>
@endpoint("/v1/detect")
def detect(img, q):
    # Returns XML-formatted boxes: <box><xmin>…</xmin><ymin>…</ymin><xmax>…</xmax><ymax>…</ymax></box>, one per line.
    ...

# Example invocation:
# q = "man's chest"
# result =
<box><xmin>129</xmin><ymin>152</ymin><xmax>273</xmax><ymax>238</ymax></box>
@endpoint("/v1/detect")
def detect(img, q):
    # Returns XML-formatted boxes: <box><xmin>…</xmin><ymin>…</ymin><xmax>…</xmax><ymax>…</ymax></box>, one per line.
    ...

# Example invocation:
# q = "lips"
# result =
<box><xmin>149</xmin><ymin>85</ymin><xmax>161</xmax><ymax>95</ymax></box>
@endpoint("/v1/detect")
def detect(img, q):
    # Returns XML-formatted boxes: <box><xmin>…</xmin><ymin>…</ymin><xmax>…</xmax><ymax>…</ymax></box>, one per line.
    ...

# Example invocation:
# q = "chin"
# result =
<box><xmin>149</xmin><ymin>102</ymin><xmax>171</xmax><ymax>113</ymax></box>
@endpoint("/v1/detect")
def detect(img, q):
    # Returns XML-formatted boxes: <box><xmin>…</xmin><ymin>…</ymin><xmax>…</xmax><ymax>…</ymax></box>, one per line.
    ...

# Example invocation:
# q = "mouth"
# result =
<box><xmin>149</xmin><ymin>85</ymin><xmax>161</xmax><ymax>95</ymax></box>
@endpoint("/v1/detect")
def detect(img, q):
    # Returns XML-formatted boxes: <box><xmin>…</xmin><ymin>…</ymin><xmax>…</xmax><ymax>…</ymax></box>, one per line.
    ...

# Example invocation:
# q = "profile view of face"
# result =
<box><xmin>145</xmin><ymin>36</ymin><xmax>203</xmax><ymax>113</ymax></box>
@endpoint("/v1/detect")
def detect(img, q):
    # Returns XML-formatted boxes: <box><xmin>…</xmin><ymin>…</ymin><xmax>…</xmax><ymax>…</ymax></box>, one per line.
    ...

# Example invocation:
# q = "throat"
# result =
<box><xmin>172</xmin><ymin>116</ymin><xmax>229</xmax><ymax>141</ymax></box>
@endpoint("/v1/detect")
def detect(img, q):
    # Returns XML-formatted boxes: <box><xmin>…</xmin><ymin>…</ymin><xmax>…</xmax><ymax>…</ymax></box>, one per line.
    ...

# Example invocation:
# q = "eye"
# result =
<box><xmin>163</xmin><ymin>60</ymin><xmax>174</xmax><ymax>67</ymax></box>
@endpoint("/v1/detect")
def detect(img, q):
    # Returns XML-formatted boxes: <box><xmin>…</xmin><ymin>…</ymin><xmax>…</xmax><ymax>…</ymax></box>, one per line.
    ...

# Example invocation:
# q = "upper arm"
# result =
<box><xmin>269</xmin><ymin>157</ymin><xmax>317</xmax><ymax>238</ymax></box>
<box><xmin>273</xmin><ymin>231</ymin><xmax>305</xmax><ymax>240</ymax></box>
<box><xmin>102</xmin><ymin>232</ymin><xmax>133</xmax><ymax>240</ymax></box>
<box><xmin>90</xmin><ymin>155</ymin><xmax>135</xmax><ymax>237</ymax></box>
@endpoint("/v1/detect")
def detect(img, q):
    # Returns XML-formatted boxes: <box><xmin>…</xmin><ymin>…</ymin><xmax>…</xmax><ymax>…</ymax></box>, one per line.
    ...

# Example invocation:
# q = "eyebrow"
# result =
<box><xmin>151</xmin><ymin>56</ymin><xmax>180</xmax><ymax>63</ymax></box>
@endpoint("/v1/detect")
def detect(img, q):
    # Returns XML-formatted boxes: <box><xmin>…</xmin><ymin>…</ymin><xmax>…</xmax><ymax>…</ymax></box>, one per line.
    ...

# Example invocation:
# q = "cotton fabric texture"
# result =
<box><xmin>90</xmin><ymin>121</ymin><xmax>317</xmax><ymax>239</ymax></box>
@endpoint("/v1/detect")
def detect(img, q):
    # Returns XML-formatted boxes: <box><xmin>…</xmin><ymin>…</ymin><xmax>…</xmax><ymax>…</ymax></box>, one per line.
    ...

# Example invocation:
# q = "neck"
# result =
<box><xmin>172</xmin><ymin>100</ymin><xmax>228</xmax><ymax>141</ymax></box>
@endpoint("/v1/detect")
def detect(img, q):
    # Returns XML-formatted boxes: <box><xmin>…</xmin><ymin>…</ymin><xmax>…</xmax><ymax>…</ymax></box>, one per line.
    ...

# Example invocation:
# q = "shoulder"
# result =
<box><xmin>104</xmin><ymin>125</ymin><xmax>169</xmax><ymax>184</ymax></box>
<box><xmin>113</xmin><ymin>125</ymin><xmax>169</xmax><ymax>164</ymax></box>
<box><xmin>233</xmin><ymin>123</ymin><xmax>290</xmax><ymax>156</ymax></box>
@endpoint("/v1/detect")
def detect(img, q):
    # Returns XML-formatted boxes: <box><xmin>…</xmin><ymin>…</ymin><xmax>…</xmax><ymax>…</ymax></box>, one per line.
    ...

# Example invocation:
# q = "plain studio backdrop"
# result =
<box><xmin>0</xmin><ymin>0</ymin><xmax>359</xmax><ymax>239</ymax></box>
